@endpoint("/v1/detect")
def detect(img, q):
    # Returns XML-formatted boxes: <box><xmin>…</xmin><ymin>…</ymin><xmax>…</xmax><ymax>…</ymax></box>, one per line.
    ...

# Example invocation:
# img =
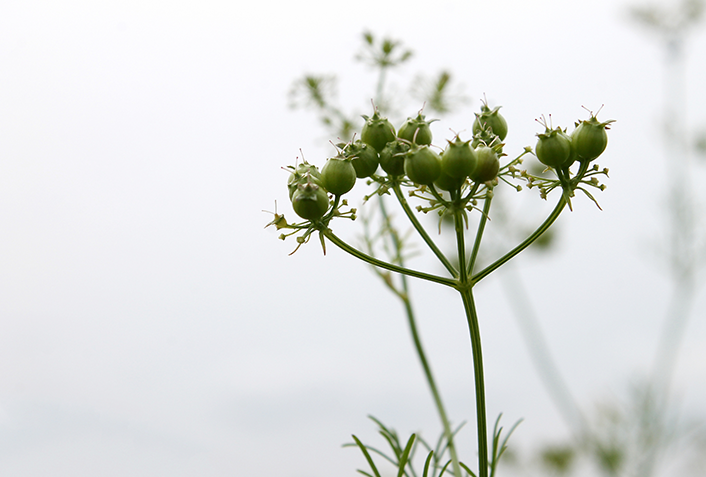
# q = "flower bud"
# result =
<box><xmin>321</xmin><ymin>156</ymin><xmax>357</xmax><ymax>196</ymax></box>
<box><xmin>398</xmin><ymin>112</ymin><xmax>436</xmax><ymax>145</ymax></box>
<box><xmin>291</xmin><ymin>182</ymin><xmax>329</xmax><ymax>221</ymax></box>
<box><xmin>379</xmin><ymin>139</ymin><xmax>410</xmax><ymax>176</ymax></box>
<box><xmin>441</xmin><ymin>136</ymin><xmax>476</xmax><ymax>179</ymax></box>
<box><xmin>341</xmin><ymin>140</ymin><xmax>379</xmax><ymax>178</ymax></box>
<box><xmin>404</xmin><ymin>145</ymin><xmax>441</xmax><ymax>186</ymax></box>
<box><xmin>361</xmin><ymin>109</ymin><xmax>396</xmax><ymax>153</ymax></box>
<box><xmin>473</xmin><ymin>104</ymin><xmax>508</xmax><ymax>141</ymax></box>
<box><xmin>287</xmin><ymin>162</ymin><xmax>322</xmax><ymax>200</ymax></box>
<box><xmin>469</xmin><ymin>146</ymin><xmax>499</xmax><ymax>183</ymax></box>
<box><xmin>536</xmin><ymin>128</ymin><xmax>572</xmax><ymax>168</ymax></box>
<box><xmin>571</xmin><ymin>114</ymin><xmax>614</xmax><ymax>162</ymax></box>
<box><xmin>434</xmin><ymin>169</ymin><xmax>465</xmax><ymax>192</ymax></box>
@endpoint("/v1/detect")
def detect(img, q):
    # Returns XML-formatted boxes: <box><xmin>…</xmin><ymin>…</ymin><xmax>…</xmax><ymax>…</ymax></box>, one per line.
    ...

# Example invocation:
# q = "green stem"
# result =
<box><xmin>453</xmin><ymin>193</ymin><xmax>489</xmax><ymax>477</ymax></box>
<box><xmin>391</xmin><ymin>183</ymin><xmax>458</xmax><ymax>278</ymax></box>
<box><xmin>371</xmin><ymin>54</ymin><xmax>462</xmax><ymax>477</ymax></box>
<box><xmin>472</xmin><ymin>196</ymin><xmax>566</xmax><ymax>284</ymax></box>
<box><xmin>460</xmin><ymin>287</ymin><xmax>488</xmax><ymax>477</ymax></box>
<box><xmin>454</xmin><ymin>205</ymin><xmax>469</xmax><ymax>286</ymax></box>
<box><xmin>467</xmin><ymin>192</ymin><xmax>493</xmax><ymax>276</ymax></box>
<box><xmin>376</xmin><ymin>197</ymin><xmax>462</xmax><ymax>476</ymax></box>
<box><xmin>323</xmin><ymin>195</ymin><xmax>341</xmax><ymax>222</ymax></box>
<box><xmin>402</xmin><ymin>286</ymin><xmax>463</xmax><ymax>477</ymax></box>
<box><xmin>428</xmin><ymin>183</ymin><xmax>449</xmax><ymax>206</ymax></box>
<box><xmin>321</xmin><ymin>228</ymin><xmax>456</xmax><ymax>288</ymax></box>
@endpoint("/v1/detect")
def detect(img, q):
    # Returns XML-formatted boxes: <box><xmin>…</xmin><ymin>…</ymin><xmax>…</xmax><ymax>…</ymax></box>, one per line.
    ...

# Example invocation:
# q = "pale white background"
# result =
<box><xmin>1</xmin><ymin>0</ymin><xmax>705</xmax><ymax>476</ymax></box>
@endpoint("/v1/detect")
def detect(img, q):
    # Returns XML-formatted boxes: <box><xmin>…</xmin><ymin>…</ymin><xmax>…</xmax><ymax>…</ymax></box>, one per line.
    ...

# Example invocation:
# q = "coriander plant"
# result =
<box><xmin>268</xmin><ymin>33</ymin><xmax>613</xmax><ymax>477</ymax></box>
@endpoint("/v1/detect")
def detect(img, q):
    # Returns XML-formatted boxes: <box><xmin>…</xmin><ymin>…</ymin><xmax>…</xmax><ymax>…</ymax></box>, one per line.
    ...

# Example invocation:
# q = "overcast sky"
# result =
<box><xmin>1</xmin><ymin>0</ymin><xmax>705</xmax><ymax>476</ymax></box>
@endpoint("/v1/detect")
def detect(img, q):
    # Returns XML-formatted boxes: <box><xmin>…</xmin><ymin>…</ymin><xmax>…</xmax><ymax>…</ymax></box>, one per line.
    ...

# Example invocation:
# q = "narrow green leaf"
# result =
<box><xmin>396</xmin><ymin>433</ymin><xmax>416</xmax><ymax>477</ymax></box>
<box><xmin>437</xmin><ymin>460</ymin><xmax>452</xmax><ymax>477</ymax></box>
<box><xmin>491</xmin><ymin>414</ymin><xmax>503</xmax><ymax>464</ymax></box>
<box><xmin>379</xmin><ymin>430</ymin><xmax>402</xmax><ymax>458</ymax></box>
<box><xmin>361</xmin><ymin>445</ymin><xmax>398</xmax><ymax>467</ymax></box>
<box><xmin>489</xmin><ymin>416</ymin><xmax>522</xmax><ymax>477</ymax></box>
<box><xmin>435</xmin><ymin>421</ymin><xmax>466</xmax><ymax>461</ymax></box>
<box><xmin>352</xmin><ymin>435</ymin><xmax>382</xmax><ymax>477</ymax></box>
<box><xmin>368</xmin><ymin>415</ymin><xmax>387</xmax><ymax>430</ymax></box>
<box><xmin>422</xmin><ymin>451</ymin><xmax>434</xmax><ymax>477</ymax></box>
<box><xmin>459</xmin><ymin>461</ymin><xmax>478</xmax><ymax>477</ymax></box>
<box><xmin>496</xmin><ymin>419</ymin><xmax>522</xmax><ymax>463</ymax></box>
<box><xmin>344</xmin><ymin>440</ymin><xmax>399</xmax><ymax>468</ymax></box>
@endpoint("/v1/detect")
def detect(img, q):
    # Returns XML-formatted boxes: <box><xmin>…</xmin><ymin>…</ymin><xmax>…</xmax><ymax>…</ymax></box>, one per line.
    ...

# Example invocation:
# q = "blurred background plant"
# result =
<box><xmin>288</xmin><ymin>0</ymin><xmax>706</xmax><ymax>472</ymax></box>
<box><xmin>519</xmin><ymin>1</ymin><xmax>706</xmax><ymax>475</ymax></box>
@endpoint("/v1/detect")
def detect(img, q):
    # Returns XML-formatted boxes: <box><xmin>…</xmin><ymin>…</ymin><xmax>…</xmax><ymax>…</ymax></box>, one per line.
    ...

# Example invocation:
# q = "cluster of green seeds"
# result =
<box><xmin>286</xmin><ymin>103</ymin><xmax>613</xmax><ymax>222</ymax></box>
<box><xmin>286</xmin><ymin>103</ymin><xmax>514</xmax><ymax>221</ymax></box>
<box><xmin>535</xmin><ymin>113</ymin><xmax>614</xmax><ymax>168</ymax></box>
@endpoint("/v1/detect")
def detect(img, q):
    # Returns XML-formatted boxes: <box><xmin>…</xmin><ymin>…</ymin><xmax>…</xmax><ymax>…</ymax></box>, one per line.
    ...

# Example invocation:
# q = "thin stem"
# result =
<box><xmin>428</xmin><ymin>183</ymin><xmax>449</xmax><ymax>206</ymax></box>
<box><xmin>460</xmin><ymin>287</ymin><xmax>488</xmax><ymax>477</ymax></box>
<box><xmin>468</xmin><ymin>193</ymin><xmax>493</xmax><ymax>276</ymax></box>
<box><xmin>638</xmin><ymin>272</ymin><xmax>697</xmax><ymax>477</ymax></box>
<box><xmin>455</xmin><ymin>206</ymin><xmax>469</xmax><ymax>285</ymax></box>
<box><xmin>472</xmin><ymin>196</ymin><xmax>566</xmax><ymax>284</ymax></box>
<box><xmin>499</xmin><ymin>265</ymin><xmax>587</xmax><ymax>435</ymax></box>
<box><xmin>454</xmin><ymin>194</ymin><xmax>489</xmax><ymax>477</ymax></box>
<box><xmin>370</xmin><ymin>54</ymin><xmax>462</xmax><ymax>476</ymax></box>
<box><xmin>321</xmin><ymin>228</ymin><xmax>456</xmax><ymax>288</ymax></box>
<box><xmin>404</xmin><ymin>286</ymin><xmax>463</xmax><ymax>477</ymax></box>
<box><xmin>374</xmin><ymin>197</ymin><xmax>463</xmax><ymax>477</ymax></box>
<box><xmin>323</xmin><ymin>195</ymin><xmax>341</xmax><ymax>222</ymax></box>
<box><xmin>391</xmin><ymin>183</ymin><xmax>458</xmax><ymax>278</ymax></box>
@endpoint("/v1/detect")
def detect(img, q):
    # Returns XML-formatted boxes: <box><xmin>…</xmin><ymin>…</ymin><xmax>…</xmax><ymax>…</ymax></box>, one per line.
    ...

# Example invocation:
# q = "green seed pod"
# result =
<box><xmin>404</xmin><ymin>145</ymin><xmax>441</xmax><ymax>186</ymax></box>
<box><xmin>571</xmin><ymin>114</ymin><xmax>614</xmax><ymax>162</ymax></box>
<box><xmin>473</xmin><ymin>104</ymin><xmax>508</xmax><ymax>141</ymax></box>
<box><xmin>361</xmin><ymin>109</ymin><xmax>396</xmax><ymax>153</ymax></box>
<box><xmin>469</xmin><ymin>146</ymin><xmax>499</xmax><ymax>183</ymax></box>
<box><xmin>291</xmin><ymin>182</ymin><xmax>329</xmax><ymax>221</ymax></box>
<box><xmin>434</xmin><ymin>169</ymin><xmax>465</xmax><ymax>192</ymax></box>
<box><xmin>379</xmin><ymin>139</ymin><xmax>410</xmax><ymax>176</ymax></box>
<box><xmin>535</xmin><ymin>127</ymin><xmax>572</xmax><ymax>168</ymax></box>
<box><xmin>441</xmin><ymin>137</ymin><xmax>476</xmax><ymax>179</ymax></box>
<box><xmin>321</xmin><ymin>156</ymin><xmax>357</xmax><ymax>196</ymax></box>
<box><xmin>398</xmin><ymin>112</ymin><xmax>437</xmax><ymax>145</ymax></box>
<box><xmin>287</xmin><ymin>162</ymin><xmax>322</xmax><ymax>200</ymax></box>
<box><xmin>341</xmin><ymin>140</ymin><xmax>379</xmax><ymax>178</ymax></box>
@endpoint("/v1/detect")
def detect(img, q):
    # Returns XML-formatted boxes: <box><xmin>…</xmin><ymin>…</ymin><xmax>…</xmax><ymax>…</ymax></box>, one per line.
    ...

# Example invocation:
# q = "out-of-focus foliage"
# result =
<box><xmin>289</xmin><ymin>31</ymin><xmax>467</xmax><ymax>142</ymax></box>
<box><xmin>630</xmin><ymin>0</ymin><xmax>705</xmax><ymax>35</ymax></box>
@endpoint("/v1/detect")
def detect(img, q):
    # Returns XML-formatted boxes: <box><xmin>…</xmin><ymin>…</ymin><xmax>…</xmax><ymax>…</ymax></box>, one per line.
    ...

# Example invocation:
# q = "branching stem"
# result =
<box><xmin>392</xmin><ymin>183</ymin><xmax>458</xmax><ymax>278</ymax></box>
<box><xmin>321</xmin><ymin>228</ymin><xmax>456</xmax><ymax>288</ymax></box>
